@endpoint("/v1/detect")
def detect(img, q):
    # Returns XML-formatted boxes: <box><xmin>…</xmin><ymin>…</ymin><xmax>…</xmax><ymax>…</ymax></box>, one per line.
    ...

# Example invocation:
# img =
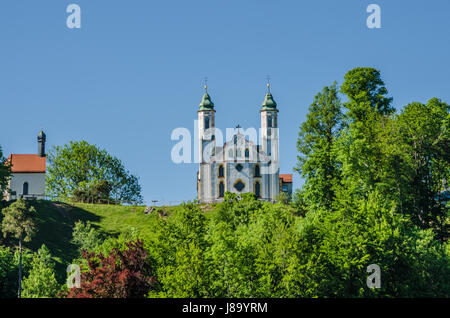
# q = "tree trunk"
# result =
<box><xmin>18</xmin><ymin>234</ymin><xmax>22</xmax><ymax>298</ymax></box>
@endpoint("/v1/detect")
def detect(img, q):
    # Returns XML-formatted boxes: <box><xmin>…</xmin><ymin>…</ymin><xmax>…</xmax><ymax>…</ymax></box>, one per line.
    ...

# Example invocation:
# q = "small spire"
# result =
<box><xmin>198</xmin><ymin>79</ymin><xmax>214</xmax><ymax>110</ymax></box>
<box><xmin>266</xmin><ymin>75</ymin><xmax>271</xmax><ymax>93</ymax></box>
<box><xmin>261</xmin><ymin>77</ymin><xmax>277</xmax><ymax>110</ymax></box>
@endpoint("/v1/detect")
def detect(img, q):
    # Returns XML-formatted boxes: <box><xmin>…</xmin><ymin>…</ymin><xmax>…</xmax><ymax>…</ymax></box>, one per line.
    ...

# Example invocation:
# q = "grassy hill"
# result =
<box><xmin>1</xmin><ymin>200</ymin><xmax>193</xmax><ymax>282</ymax></box>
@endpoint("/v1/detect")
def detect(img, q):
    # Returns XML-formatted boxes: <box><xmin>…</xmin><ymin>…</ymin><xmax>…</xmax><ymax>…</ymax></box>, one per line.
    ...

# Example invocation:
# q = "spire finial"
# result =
<box><xmin>266</xmin><ymin>75</ymin><xmax>271</xmax><ymax>93</ymax></box>
<box><xmin>204</xmin><ymin>77</ymin><xmax>208</xmax><ymax>93</ymax></box>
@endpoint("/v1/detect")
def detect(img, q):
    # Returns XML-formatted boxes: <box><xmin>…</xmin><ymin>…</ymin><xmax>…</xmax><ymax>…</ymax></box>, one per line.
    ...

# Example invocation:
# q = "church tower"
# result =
<box><xmin>260</xmin><ymin>83</ymin><xmax>279</xmax><ymax>200</ymax></box>
<box><xmin>197</xmin><ymin>84</ymin><xmax>216</xmax><ymax>202</ymax></box>
<box><xmin>37</xmin><ymin>130</ymin><xmax>46</xmax><ymax>157</ymax></box>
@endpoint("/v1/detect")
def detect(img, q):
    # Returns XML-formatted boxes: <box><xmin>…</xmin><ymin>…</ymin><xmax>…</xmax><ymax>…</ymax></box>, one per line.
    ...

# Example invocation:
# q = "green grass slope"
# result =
<box><xmin>2</xmin><ymin>201</ymin><xmax>181</xmax><ymax>280</ymax></box>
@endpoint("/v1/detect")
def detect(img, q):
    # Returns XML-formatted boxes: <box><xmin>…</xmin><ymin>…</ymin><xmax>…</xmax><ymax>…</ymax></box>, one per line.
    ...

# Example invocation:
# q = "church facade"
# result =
<box><xmin>197</xmin><ymin>84</ymin><xmax>290</xmax><ymax>203</ymax></box>
<box><xmin>3</xmin><ymin>131</ymin><xmax>47</xmax><ymax>201</ymax></box>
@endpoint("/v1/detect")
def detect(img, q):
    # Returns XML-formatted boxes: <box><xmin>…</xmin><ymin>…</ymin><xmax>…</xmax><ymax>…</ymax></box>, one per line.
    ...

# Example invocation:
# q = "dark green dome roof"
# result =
<box><xmin>261</xmin><ymin>92</ymin><xmax>277</xmax><ymax>110</ymax></box>
<box><xmin>198</xmin><ymin>86</ymin><xmax>214</xmax><ymax>110</ymax></box>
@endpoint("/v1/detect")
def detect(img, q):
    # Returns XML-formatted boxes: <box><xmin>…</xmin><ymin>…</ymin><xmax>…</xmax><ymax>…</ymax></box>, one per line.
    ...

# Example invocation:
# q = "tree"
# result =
<box><xmin>295</xmin><ymin>82</ymin><xmax>343</xmax><ymax>209</ymax></box>
<box><xmin>0</xmin><ymin>246</ymin><xmax>34</xmax><ymax>298</ymax></box>
<box><xmin>21</xmin><ymin>245</ymin><xmax>60</xmax><ymax>298</ymax></box>
<box><xmin>1</xmin><ymin>199</ymin><xmax>37</xmax><ymax>298</ymax></box>
<box><xmin>395</xmin><ymin>99</ymin><xmax>450</xmax><ymax>238</ymax></box>
<box><xmin>340</xmin><ymin>67</ymin><xmax>393</xmax><ymax>121</ymax></box>
<box><xmin>336</xmin><ymin>67</ymin><xmax>394</xmax><ymax>203</ymax></box>
<box><xmin>46</xmin><ymin>140</ymin><xmax>143</xmax><ymax>204</ymax></box>
<box><xmin>63</xmin><ymin>240</ymin><xmax>156</xmax><ymax>298</ymax></box>
<box><xmin>149</xmin><ymin>202</ymin><xmax>209</xmax><ymax>297</ymax></box>
<box><xmin>0</xmin><ymin>145</ymin><xmax>11</xmax><ymax>198</ymax></box>
<box><xmin>71</xmin><ymin>221</ymin><xmax>103</xmax><ymax>253</ymax></box>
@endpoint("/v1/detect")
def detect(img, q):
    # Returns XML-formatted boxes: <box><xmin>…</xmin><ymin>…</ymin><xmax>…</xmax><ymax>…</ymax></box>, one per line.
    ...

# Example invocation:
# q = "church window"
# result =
<box><xmin>255</xmin><ymin>181</ymin><xmax>261</xmax><ymax>198</ymax></box>
<box><xmin>233</xmin><ymin>180</ymin><xmax>245</xmax><ymax>192</ymax></box>
<box><xmin>218</xmin><ymin>165</ymin><xmax>224</xmax><ymax>178</ymax></box>
<box><xmin>23</xmin><ymin>182</ymin><xmax>29</xmax><ymax>195</ymax></box>
<box><xmin>245</xmin><ymin>148</ymin><xmax>249</xmax><ymax>158</ymax></box>
<box><xmin>255</xmin><ymin>164</ymin><xmax>261</xmax><ymax>177</ymax></box>
<box><xmin>236</xmin><ymin>163</ymin><xmax>243</xmax><ymax>172</ymax></box>
<box><xmin>267</xmin><ymin>140</ymin><xmax>272</xmax><ymax>156</ymax></box>
<box><xmin>219</xmin><ymin>181</ymin><xmax>225</xmax><ymax>198</ymax></box>
<box><xmin>205</xmin><ymin>116</ymin><xmax>210</xmax><ymax>129</ymax></box>
<box><xmin>267</xmin><ymin>115</ymin><xmax>272</xmax><ymax>128</ymax></box>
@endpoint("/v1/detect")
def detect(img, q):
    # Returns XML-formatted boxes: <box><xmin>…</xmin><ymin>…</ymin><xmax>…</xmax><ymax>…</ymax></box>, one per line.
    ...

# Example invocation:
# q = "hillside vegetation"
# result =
<box><xmin>1</xmin><ymin>200</ymin><xmax>191</xmax><ymax>283</ymax></box>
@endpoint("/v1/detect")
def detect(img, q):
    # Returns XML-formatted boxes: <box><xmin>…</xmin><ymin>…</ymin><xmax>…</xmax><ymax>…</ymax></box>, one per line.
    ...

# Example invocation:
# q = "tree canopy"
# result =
<box><xmin>46</xmin><ymin>140</ymin><xmax>143</xmax><ymax>204</ymax></box>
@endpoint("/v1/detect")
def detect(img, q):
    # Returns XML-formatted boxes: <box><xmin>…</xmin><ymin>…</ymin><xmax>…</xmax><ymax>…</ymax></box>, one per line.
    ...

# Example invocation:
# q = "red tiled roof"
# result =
<box><xmin>7</xmin><ymin>154</ymin><xmax>46</xmax><ymax>173</ymax></box>
<box><xmin>279</xmin><ymin>174</ymin><xmax>292</xmax><ymax>183</ymax></box>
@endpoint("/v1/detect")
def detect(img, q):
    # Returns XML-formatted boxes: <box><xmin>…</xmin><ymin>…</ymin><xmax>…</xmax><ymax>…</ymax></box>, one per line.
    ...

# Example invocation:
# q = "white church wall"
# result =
<box><xmin>9</xmin><ymin>173</ymin><xmax>46</xmax><ymax>200</ymax></box>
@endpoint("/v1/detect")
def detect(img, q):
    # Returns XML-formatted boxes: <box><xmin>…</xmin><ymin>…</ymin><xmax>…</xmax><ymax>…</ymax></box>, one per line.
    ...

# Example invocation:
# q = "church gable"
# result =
<box><xmin>212</xmin><ymin>134</ymin><xmax>270</xmax><ymax>164</ymax></box>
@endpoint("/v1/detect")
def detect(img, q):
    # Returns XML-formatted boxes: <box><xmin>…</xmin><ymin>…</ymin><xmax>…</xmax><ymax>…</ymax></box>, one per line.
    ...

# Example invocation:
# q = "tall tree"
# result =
<box><xmin>1</xmin><ymin>199</ymin><xmax>36</xmax><ymax>298</ymax></box>
<box><xmin>340</xmin><ymin>67</ymin><xmax>394</xmax><ymax>121</ymax></box>
<box><xmin>295</xmin><ymin>82</ymin><xmax>343</xmax><ymax>209</ymax></box>
<box><xmin>336</xmin><ymin>67</ymin><xmax>394</xmax><ymax>202</ymax></box>
<box><xmin>21</xmin><ymin>244</ymin><xmax>60</xmax><ymax>298</ymax></box>
<box><xmin>396</xmin><ymin>99</ymin><xmax>450</xmax><ymax>238</ymax></box>
<box><xmin>46</xmin><ymin>140</ymin><xmax>143</xmax><ymax>204</ymax></box>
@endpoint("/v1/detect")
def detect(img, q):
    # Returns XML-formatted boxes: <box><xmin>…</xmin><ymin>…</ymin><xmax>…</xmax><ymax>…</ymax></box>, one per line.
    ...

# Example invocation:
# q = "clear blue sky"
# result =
<box><xmin>1</xmin><ymin>0</ymin><xmax>449</xmax><ymax>204</ymax></box>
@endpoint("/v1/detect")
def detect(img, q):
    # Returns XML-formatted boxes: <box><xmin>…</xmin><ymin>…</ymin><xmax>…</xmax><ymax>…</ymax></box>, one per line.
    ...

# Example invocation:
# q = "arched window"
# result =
<box><xmin>254</xmin><ymin>181</ymin><xmax>261</xmax><ymax>198</ymax></box>
<box><xmin>254</xmin><ymin>164</ymin><xmax>261</xmax><ymax>177</ymax></box>
<box><xmin>205</xmin><ymin>116</ymin><xmax>210</xmax><ymax>129</ymax></box>
<box><xmin>218</xmin><ymin>181</ymin><xmax>225</xmax><ymax>198</ymax></box>
<box><xmin>267</xmin><ymin>115</ymin><xmax>272</xmax><ymax>128</ymax></box>
<box><xmin>23</xmin><ymin>182</ymin><xmax>29</xmax><ymax>195</ymax></box>
<box><xmin>245</xmin><ymin>148</ymin><xmax>249</xmax><ymax>158</ymax></box>
<box><xmin>218</xmin><ymin>165</ymin><xmax>224</xmax><ymax>178</ymax></box>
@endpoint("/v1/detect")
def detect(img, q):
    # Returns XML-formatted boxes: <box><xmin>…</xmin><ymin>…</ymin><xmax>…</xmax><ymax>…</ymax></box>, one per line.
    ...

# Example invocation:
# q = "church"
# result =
<box><xmin>3</xmin><ymin>131</ymin><xmax>47</xmax><ymax>201</ymax></box>
<box><xmin>197</xmin><ymin>83</ymin><xmax>292</xmax><ymax>203</ymax></box>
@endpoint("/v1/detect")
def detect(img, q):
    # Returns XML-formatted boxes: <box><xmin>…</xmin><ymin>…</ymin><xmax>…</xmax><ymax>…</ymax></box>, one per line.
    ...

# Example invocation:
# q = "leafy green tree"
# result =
<box><xmin>21</xmin><ymin>244</ymin><xmax>60</xmax><ymax>298</ymax></box>
<box><xmin>336</xmin><ymin>67</ymin><xmax>394</xmax><ymax>204</ymax></box>
<box><xmin>0</xmin><ymin>145</ymin><xmax>11</xmax><ymax>198</ymax></box>
<box><xmin>46</xmin><ymin>140</ymin><xmax>143</xmax><ymax>204</ymax></box>
<box><xmin>395</xmin><ymin>99</ymin><xmax>450</xmax><ymax>238</ymax></box>
<box><xmin>295</xmin><ymin>82</ymin><xmax>343</xmax><ymax>209</ymax></box>
<box><xmin>205</xmin><ymin>193</ymin><xmax>300</xmax><ymax>297</ymax></box>
<box><xmin>294</xmin><ymin>191</ymin><xmax>450</xmax><ymax>297</ymax></box>
<box><xmin>149</xmin><ymin>202</ymin><xmax>208</xmax><ymax>297</ymax></box>
<box><xmin>340</xmin><ymin>67</ymin><xmax>394</xmax><ymax>121</ymax></box>
<box><xmin>0</xmin><ymin>246</ymin><xmax>34</xmax><ymax>298</ymax></box>
<box><xmin>1</xmin><ymin>198</ymin><xmax>36</xmax><ymax>298</ymax></box>
<box><xmin>71</xmin><ymin>221</ymin><xmax>103</xmax><ymax>253</ymax></box>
